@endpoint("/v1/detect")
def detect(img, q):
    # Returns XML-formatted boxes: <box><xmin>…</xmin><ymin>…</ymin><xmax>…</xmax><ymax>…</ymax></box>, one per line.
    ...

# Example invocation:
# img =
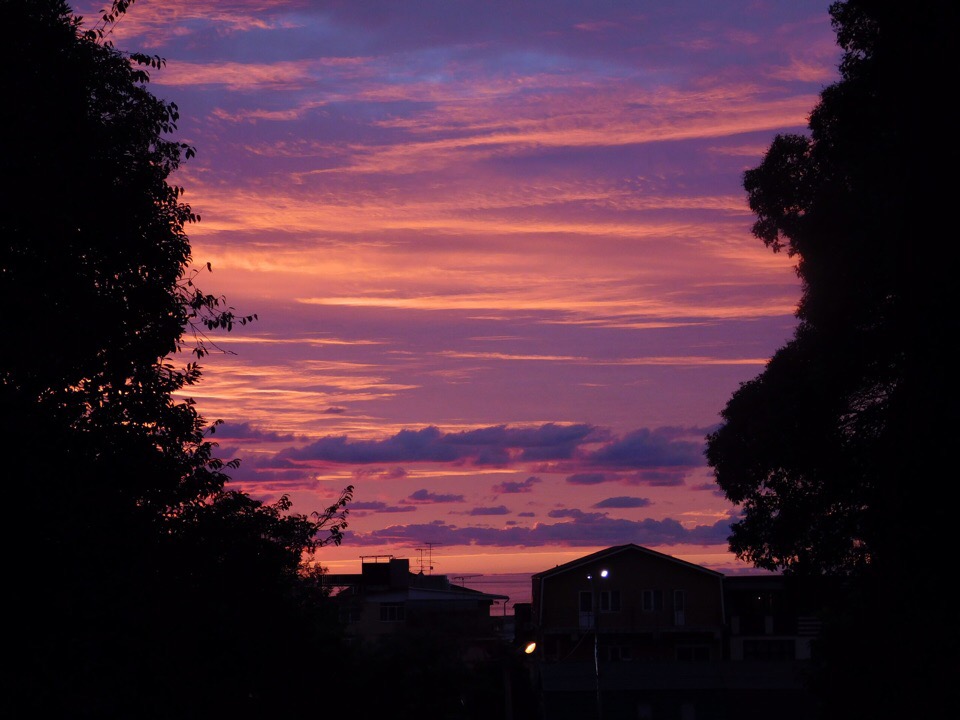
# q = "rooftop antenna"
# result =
<box><xmin>453</xmin><ymin>574</ymin><xmax>481</xmax><ymax>585</ymax></box>
<box><xmin>415</xmin><ymin>543</ymin><xmax>440</xmax><ymax>574</ymax></box>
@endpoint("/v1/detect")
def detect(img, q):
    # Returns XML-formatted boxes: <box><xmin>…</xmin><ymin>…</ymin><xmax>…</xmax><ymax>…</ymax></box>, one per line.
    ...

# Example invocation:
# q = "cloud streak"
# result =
<box><xmin>71</xmin><ymin>0</ymin><xmax>839</xmax><ymax>573</ymax></box>
<box><xmin>346</xmin><ymin>513</ymin><xmax>734</xmax><ymax>549</ymax></box>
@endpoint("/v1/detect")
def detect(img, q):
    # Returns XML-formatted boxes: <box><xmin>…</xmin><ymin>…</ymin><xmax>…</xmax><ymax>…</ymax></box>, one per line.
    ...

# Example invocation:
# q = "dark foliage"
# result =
<box><xmin>345</xmin><ymin>627</ymin><xmax>537</xmax><ymax>719</ymax></box>
<box><xmin>706</xmin><ymin>2</ymin><xmax>957</xmax><ymax>717</ymax></box>
<box><xmin>2</xmin><ymin>2</ymin><xmax>351</xmax><ymax>716</ymax></box>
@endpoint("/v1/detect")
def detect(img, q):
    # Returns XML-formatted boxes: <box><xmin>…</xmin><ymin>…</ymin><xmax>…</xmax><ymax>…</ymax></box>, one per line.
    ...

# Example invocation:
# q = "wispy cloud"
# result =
<box><xmin>71</xmin><ymin>0</ymin><xmax>839</xmax><ymax>572</ymax></box>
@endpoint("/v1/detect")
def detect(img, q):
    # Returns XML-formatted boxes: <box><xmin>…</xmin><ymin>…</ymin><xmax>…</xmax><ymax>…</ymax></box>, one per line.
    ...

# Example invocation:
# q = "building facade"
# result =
<box><xmin>529</xmin><ymin>544</ymin><xmax>822</xmax><ymax>720</ymax></box>
<box><xmin>325</xmin><ymin>556</ymin><xmax>508</xmax><ymax>653</ymax></box>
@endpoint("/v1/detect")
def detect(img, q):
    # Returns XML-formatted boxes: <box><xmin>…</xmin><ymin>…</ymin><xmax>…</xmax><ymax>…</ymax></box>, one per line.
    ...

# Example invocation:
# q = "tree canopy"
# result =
<box><xmin>706</xmin><ymin>1</ymin><xmax>956</xmax><ymax>716</ymax></box>
<box><xmin>2</xmin><ymin>2</ymin><xmax>351</xmax><ymax>715</ymax></box>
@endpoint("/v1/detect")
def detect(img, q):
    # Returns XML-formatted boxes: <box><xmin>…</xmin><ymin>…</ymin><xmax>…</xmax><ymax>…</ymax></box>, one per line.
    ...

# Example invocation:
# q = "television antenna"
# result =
<box><xmin>453</xmin><ymin>574</ymin><xmax>482</xmax><ymax>585</ymax></box>
<box><xmin>415</xmin><ymin>543</ymin><xmax>441</xmax><ymax>574</ymax></box>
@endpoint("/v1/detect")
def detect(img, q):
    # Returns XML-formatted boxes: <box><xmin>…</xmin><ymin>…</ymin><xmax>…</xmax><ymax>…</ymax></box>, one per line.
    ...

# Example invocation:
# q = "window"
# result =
<box><xmin>579</xmin><ymin>591</ymin><xmax>596</xmax><ymax>629</ymax></box>
<box><xmin>676</xmin><ymin>645</ymin><xmax>710</xmax><ymax>662</ymax></box>
<box><xmin>743</xmin><ymin>639</ymin><xmax>795</xmax><ymax>661</ymax></box>
<box><xmin>340</xmin><ymin>605</ymin><xmax>362</xmax><ymax>624</ymax></box>
<box><xmin>642</xmin><ymin>589</ymin><xmax>663</xmax><ymax>612</ymax></box>
<box><xmin>673</xmin><ymin>589</ymin><xmax>686</xmax><ymax>626</ymax></box>
<box><xmin>607</xmin><ymin>645</ymin><xmax>632</xmax><ymax>662</ymax></box>
<box><xmin>600</xmin><ymin>590</ymin><xmax>621</xmax><ymax>612</ymax></box>
<box><xmin>379</xmin><ymin>602</ymin><xmax>405</xmax><ymax>622</ymax></box>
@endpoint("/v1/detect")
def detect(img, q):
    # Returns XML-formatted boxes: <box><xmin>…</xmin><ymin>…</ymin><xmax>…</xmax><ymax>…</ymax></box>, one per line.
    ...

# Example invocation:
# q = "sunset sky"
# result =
<box><xmin>73</xmin><ymin>0</ymin><xmax>840</xmax><ymax>585</ymax></box>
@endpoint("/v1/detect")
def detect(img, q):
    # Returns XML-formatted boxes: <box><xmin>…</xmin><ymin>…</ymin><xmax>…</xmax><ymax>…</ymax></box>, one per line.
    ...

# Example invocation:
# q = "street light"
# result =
<box><xmin>506</xmin><ymin>638</ymin><xmax>538</xmax><ymax>720</ymax></box>
<box><xmin>587</xmin><ymin>569</ymin><xmax>609</xmax><ymax>719</ymax></box>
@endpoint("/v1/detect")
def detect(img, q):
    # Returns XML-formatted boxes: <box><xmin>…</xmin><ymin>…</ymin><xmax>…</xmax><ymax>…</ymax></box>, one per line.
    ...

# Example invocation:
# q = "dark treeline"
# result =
<box><xmin>3</xmin><ymin>2</ymin><xmax>517</xmax><ymax>717</ymax></box>
<box><xmin>706</xmin><ymin>2</ymin><xmax>957</xmax><ymax>718</ymax></box>
<box><xmin>1</xmin><ymin>1</ymin><xmax>358</xmax><ymax>716</ymax></box>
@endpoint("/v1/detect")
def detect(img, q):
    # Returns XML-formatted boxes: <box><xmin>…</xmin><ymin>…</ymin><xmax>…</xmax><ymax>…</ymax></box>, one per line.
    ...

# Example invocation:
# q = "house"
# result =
<box><xmin>723</xmin><ymin>574</ymin><xmax>824</xmax><ymax>662</ymax></box>
<box><xmin>324</xmin><ymin>556</ymin><xmax>536</xmax><ymax>717</ymax></box>
<box><xmin>532</xmin><ymin>543</ymin><xmax>726</xmax><ymax>665</ymax></box>
<box><xmin>324</xmin><ymin>555</ymin><xmax>508</xmax><ymax>656</ymax></box>
<box><xmin>529</xmin><ymin>544</ymin><xmax>821</xmax><ymax>720</ymax></box>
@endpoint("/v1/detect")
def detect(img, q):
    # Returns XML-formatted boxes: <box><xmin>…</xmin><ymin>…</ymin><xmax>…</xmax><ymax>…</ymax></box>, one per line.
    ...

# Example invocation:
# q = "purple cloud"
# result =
<box><xmin>349</xmin><ymin>501</ymin><xmax>417</xmax><ymax>514</ymax></box>
<box><xmin>593</xmin><ymin>496</ymin><xmax>652</xmax><ymax>509</ymax></box>
<box><xmin>276</xmin><ymin>423</ymin><xmax>601</xmax><ymax>466</ymax></box>
<box><xmin>277</xmin><ymin>426</ymin><xmax>458</xmax><ymax>464</ymax></box>
<box><xmin>585</xmin><ymin>428</ymin><xmax>703</xmax><ymax>469</ymax></box>
<box><xmin>691</xmin><ymin>481</ymin><xmax>727</xmax><ymax>497</ymax></box>
<box><xmin>469</xmin><ymin>505</ymin><xmax>511</xmax><ymax>516</ymax></box>
<box><xmin>211</xmin><ymin>421</ymin><xmax>301</xmax><ymax>442</ymax></box>
<box><xmin>445</xmin><ymin>423</ymin><xmax>600</xmax><ymax>461</ymax></box>
<box><xmin>408</xmin><ymin>488</ymin><xmax>466</xmax><ymax>503</ymax></box>
<box><xmin>566</xmin><ymin>472</ymin><xmax>608</xmax><ymax>485</ymax></box>
<box><xmin>492</xmin><ymin>475</ymin><xmax>542</xmax><ymax>494</ymax></box>
<box><xmin>623</xmin><ymin>469</ymin><xmax>688</xmax><ymax>487</ymax></box>
<box><xmin>547</xmin><ymin>508</ymin><xmax>605</xmax><ymax>521</ymax></box>
<box><xmin>345</xmin><ymin>515</ymin><xmax>734</xmax><ymax>548</ymax></box>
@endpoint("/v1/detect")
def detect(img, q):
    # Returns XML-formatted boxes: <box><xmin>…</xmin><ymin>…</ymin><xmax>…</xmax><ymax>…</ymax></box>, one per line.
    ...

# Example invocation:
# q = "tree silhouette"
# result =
<box><xmin>2</xmin><ymin>2</ymin><xmax>352</xmax><ymax>716</ymax></box>
<box><xmin>706</xmin><ymin>2</ymin><xmax>956</xmax><ymax>717</ymax></box>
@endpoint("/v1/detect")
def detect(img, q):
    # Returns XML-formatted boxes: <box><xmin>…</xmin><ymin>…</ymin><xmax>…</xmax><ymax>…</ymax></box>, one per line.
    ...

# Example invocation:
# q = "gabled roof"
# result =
<box><xmin>412</xmin><ymin>585</ymin><xmax>509</xmax><ymax>602</ymax></box>
<box><xmin>325</xmin><ymin>571</ymin><xmax>508</xmax><ymax>603</ymax></box>
<box><xmin>531</xmin><ymin>543</ymin><xmax>724</xmax><ymax>580</ymax></box>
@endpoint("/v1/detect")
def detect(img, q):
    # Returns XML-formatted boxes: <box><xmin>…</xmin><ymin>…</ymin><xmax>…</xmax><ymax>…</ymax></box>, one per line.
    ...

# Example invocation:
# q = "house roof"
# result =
<box><xmin>411</xmin><ymin>585</ymin><xmax>509</xmax><ymax>602</ymax></box>
<box><xmin>531</xmin><ymin>543</ymin><xmax>724</xmax><ymax>580</ymax></box>
<box><xmin>325</xmin><ymin>571</ymin><xmax>508</xmax><ymax>603</ymax></box>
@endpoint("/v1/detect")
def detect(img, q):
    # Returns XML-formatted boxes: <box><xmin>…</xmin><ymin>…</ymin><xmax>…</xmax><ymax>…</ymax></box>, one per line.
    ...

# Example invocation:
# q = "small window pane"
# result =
<box><xmin>600</xmin><ymin>590</ymin><xmax>621</xmax><ymax>612</ymax></box>
<box><xmin>643</xmin><ymin>589</ymin><xmax>663</xmax><ymax>611</ymax></box>
<box><xmin>380</xmin><ymin>603</ymin><xmax>405</xmax><ymax>622</ymax></box>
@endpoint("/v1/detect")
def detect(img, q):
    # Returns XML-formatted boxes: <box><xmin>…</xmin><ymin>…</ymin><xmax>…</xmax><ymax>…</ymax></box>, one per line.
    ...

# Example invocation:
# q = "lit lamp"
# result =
<box><xmin>506</xmin><ymin>639</ymin><xmax>538</xmax><ymax>720</ymax></box>
<box><xmin>587</xmin><ymin>569</ymin><xmax>609</xmax><ymax>719</ymax></box>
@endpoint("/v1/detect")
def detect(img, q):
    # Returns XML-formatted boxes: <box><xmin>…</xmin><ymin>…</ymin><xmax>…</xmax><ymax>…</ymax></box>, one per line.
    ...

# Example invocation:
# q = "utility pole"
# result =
<box><xmin>588</xmin><ymin>568</ymin><xmax>609</xmax><ymax>719</ymax></box>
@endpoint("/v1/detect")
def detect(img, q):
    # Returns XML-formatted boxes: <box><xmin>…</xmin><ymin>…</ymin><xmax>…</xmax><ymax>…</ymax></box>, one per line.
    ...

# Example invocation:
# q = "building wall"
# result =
<box><xmin>535</xmin><ymin>549</ymin><xmax>725</xmax><ymax>634</ymax></box>
<box><xmin>530</xmin><ymin>550</ymin><xmax>824</xmax><ymax>719</ymax></box>
<box><xmin>724</xmin><ymin>575</ymin><xmax>826</xmax><ymax>662</ymax></box>
<box><xmin>533</xmin><ymin>548</ymin><xmax>725</xmax><ymax>664</ymax></box>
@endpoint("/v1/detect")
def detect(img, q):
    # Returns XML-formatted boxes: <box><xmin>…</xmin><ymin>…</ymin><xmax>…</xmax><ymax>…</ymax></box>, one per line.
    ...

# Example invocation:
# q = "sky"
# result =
<box><xmin>72</xmin><ymin>0</ymin><xmax>840</xmax><ymax>585</ymax></box>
